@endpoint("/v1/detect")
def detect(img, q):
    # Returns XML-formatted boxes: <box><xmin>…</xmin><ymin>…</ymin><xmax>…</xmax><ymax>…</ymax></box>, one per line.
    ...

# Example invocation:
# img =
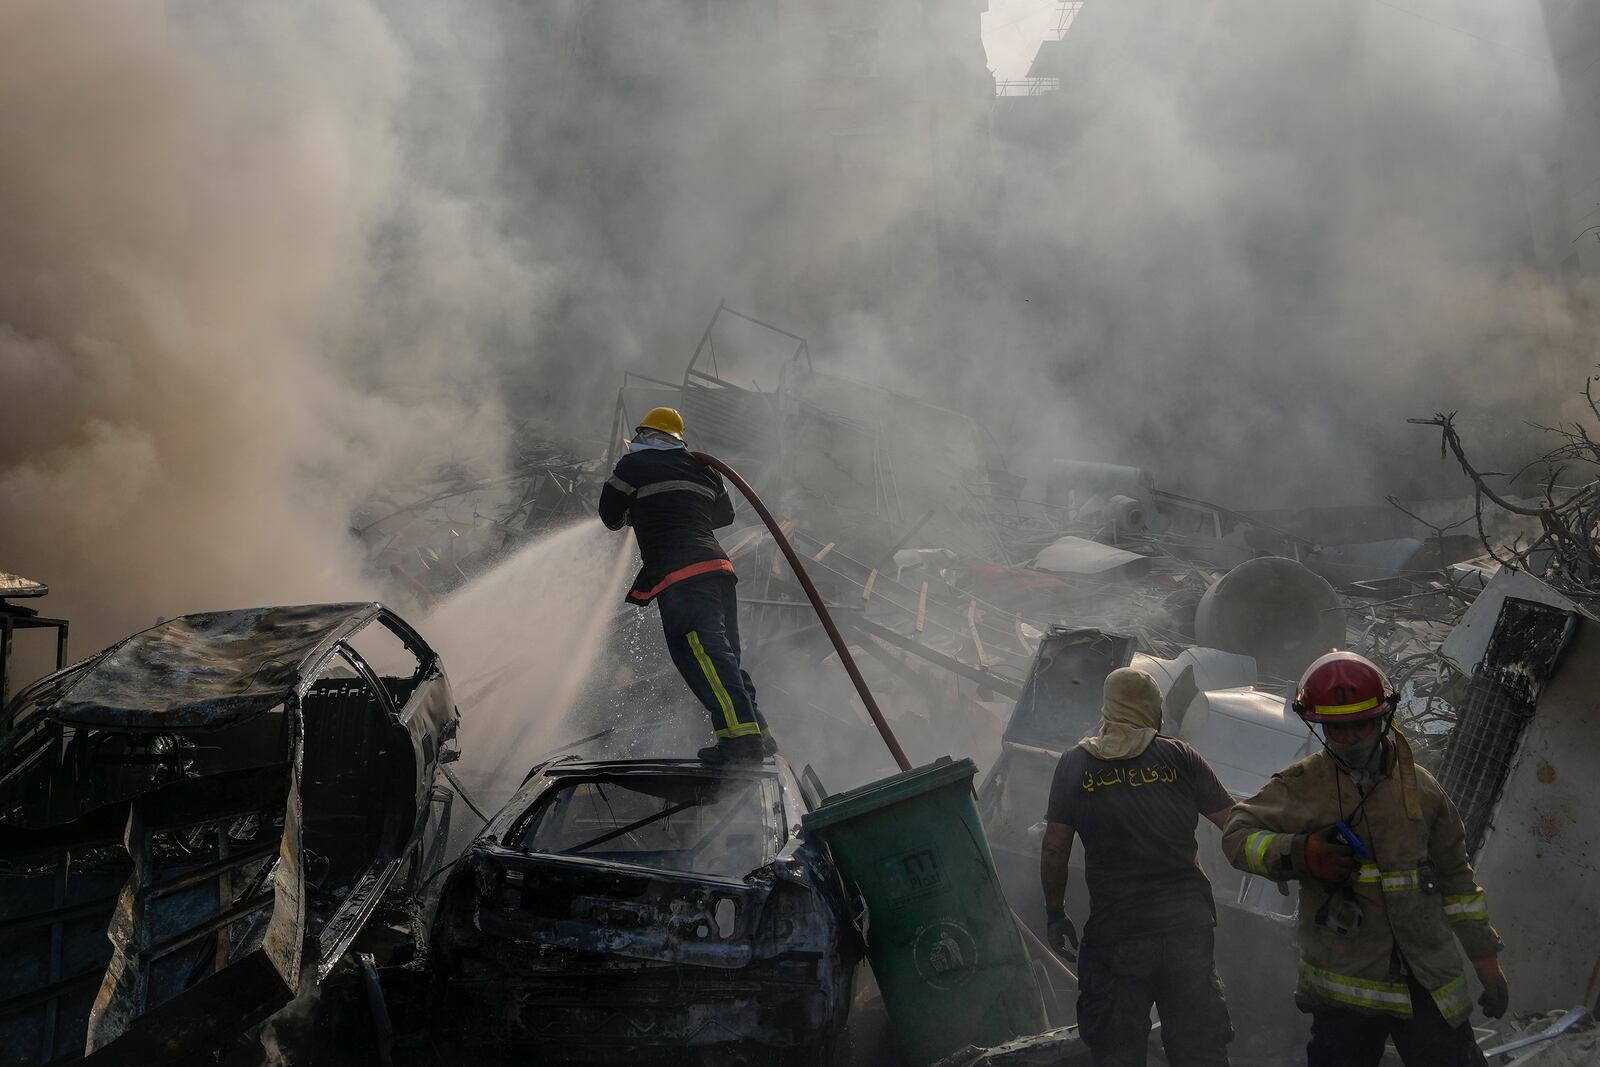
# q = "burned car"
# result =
<box><xmin>430</xmin><ymin>756</ymin><xmax>856</xmax><ymax>1066</ymax></box>
<box><xmin>0</xmin><ymin>603</ymin><xmax>458</xmax><ymax>1066</ymax></box>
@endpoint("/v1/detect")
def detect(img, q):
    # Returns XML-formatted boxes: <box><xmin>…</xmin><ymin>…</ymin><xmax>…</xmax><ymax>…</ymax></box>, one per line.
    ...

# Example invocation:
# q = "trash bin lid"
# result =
<box><xmin>801</xmin><ymin>756</ymin><xmax>977</xmax><ymax>833</ymax></box>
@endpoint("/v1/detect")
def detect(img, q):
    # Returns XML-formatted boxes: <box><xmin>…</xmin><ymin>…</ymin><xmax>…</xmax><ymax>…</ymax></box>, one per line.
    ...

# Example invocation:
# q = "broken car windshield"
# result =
<box><xmin>517</xmin><ymin>775</ymin><xmax>776</xmax><ymax>878</ymax></box>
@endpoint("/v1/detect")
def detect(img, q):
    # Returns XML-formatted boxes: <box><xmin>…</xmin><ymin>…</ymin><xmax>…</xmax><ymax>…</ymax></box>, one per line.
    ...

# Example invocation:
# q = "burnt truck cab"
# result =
<box><xmin>431</xmin><ymin>755</ymin><xmax>855</xmax><ymax>1066</ymax></box>
<box><xmin>0</xmin><ymin>603</ymin><xmax>459</xmax><ymax>1066</ymax></box>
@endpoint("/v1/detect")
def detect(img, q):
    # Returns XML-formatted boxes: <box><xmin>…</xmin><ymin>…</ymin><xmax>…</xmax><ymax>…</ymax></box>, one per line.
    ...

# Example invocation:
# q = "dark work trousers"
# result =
<box><xmin>1076</xmin><ymin>926</ymin><xmax>1233</xmax><ymax>1067</ymax></box>
<box><xmin>1307</xmin><ymin>977</ymin><xmax>1488</xmax><ymax>1067</ymax></box>
<box><xmin>655</xmin><ymin>574</ymin><xmax>766</xmax><ymax>739</ymax></box>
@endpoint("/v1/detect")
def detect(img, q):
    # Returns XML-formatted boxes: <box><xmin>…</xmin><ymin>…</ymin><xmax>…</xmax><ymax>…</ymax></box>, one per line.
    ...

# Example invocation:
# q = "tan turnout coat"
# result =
<box><xmin>1221</xmin><ymin>735</ymin><xmax>1501</xmax><ymax>1025</ymax></box>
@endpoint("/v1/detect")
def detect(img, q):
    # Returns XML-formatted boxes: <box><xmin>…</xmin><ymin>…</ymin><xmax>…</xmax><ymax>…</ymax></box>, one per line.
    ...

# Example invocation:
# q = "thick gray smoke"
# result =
<box><xmin>465</xmin><ymin>0</ymin><xmax>1581</xmax><ymax>506</ymax></box>
<box><xmin>2</xmin><ymin>0</ymin><xmax>1590</xmax><ymax>678</ymax></box>
<box><xmin>0</xmin><ymin>2</ymin><xmax>534</xmax><ymax>663</ymax></box>
<box><xmin>974</xmin><ymin>0</ymin><xmax>1576</xmax><ymax>505</ymax></box>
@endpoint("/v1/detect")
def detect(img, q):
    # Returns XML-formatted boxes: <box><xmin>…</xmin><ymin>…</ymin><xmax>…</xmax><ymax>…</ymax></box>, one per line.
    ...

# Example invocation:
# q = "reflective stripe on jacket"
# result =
<box><xmin>1221</xmin><ymin>734</ymin><xmax>1502</xmax><ymax>1025</ymax></box>
<box><xmin>598</xmin><ymin>448</ymin><xmax>736</xmax><ymax>604</ymax></box>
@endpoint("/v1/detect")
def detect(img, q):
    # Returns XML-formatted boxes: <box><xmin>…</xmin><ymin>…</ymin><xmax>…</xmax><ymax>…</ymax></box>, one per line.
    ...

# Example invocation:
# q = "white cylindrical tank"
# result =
<box><xmin>1194</xmin><ymin>556</ymin><xmax>1345</xmax><ymax>680</ymax></box>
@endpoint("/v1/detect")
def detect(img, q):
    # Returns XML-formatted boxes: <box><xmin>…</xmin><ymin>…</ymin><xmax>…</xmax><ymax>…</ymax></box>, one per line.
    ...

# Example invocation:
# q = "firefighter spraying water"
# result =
<box><xmin>599</xmin><ymin>407</ymin><xmax>775</xmax><ymax>762</ymax></box>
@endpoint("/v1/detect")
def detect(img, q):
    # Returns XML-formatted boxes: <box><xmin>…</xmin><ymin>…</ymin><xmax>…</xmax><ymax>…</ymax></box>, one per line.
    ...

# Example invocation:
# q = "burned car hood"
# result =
<box><xmin>38</xmin><ymin>602</ymin><xmax>379</xmax><ymax>728</ymax></box>
<box><xmin>464</xmin><ymin>846</ymin><xmax>791</xmax><ymax>968</ymax></box>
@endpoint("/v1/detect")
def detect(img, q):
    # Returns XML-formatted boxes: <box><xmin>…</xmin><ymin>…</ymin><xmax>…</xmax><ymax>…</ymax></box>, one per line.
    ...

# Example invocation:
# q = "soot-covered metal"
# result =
<box><xmin>428</xmin><ymin>756</ymin><xmax>856</xmax><ymax>1066</ymax></box>
<box><xmin>0</xmin><ymin>603</ymin><xmax>459</xmax><ymax>1066</ymax></box>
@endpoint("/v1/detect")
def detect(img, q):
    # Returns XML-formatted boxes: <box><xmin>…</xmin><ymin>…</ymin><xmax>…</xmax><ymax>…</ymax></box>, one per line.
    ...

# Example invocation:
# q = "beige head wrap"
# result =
<box><xmin>1079</xmin><ymin>667</ymin><xmax>1163</xmax><ymax>760</ymax></box>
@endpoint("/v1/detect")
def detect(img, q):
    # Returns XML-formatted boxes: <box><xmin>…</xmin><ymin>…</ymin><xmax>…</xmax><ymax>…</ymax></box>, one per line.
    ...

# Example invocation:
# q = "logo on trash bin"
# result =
<box><xmin>881</xmin><ymin>846</ymin><xmax>942</xmax><ymax>907</ymax></box>
<box><xmin>912</xmin><ymin>918</ymin><xmax>978</xmax><ymax>990</ymax></box>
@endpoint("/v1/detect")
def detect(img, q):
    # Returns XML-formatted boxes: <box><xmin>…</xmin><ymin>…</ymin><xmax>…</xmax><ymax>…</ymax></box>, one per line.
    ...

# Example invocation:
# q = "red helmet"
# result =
<box><xmin>1293</xmin><ymin>651</ymin><xmax>1396</xmax><ymax>724</ymax></box>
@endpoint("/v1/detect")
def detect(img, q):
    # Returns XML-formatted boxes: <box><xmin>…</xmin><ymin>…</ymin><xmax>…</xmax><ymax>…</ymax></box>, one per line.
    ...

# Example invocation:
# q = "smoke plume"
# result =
<box><xmin>2</xmin><ymin>0</ymin><xmax>1592</xmax><ymax>680</ymax></box>
<box><xmin>0</xmin><ymin>2</ymin><xmax>533</xmax><ymax>669</ymax></box>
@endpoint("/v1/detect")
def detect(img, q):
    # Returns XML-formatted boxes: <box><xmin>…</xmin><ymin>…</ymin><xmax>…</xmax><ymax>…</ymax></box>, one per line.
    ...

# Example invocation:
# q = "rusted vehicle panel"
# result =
<box><xmin>0</xmin><ymin>603</ymin><xmax>458</xmax><ymax>1066</ymax></box>
<box><xmin>430</xmin><ymin>757</ymin><xmax>854</xmax><ymax>1066</ymax></box>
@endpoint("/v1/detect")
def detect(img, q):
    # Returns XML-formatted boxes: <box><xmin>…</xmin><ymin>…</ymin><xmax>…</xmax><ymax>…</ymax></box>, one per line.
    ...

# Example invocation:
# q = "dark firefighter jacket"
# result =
<box><xmin>598</xmin><ymin>447</ymin><xmax>736</xmax><ymax>605</ymax></box>
<box><xmin>1221</xmin><ymin>733</ymin><xmax>1501</xmax><ymax>1027</ymax></box>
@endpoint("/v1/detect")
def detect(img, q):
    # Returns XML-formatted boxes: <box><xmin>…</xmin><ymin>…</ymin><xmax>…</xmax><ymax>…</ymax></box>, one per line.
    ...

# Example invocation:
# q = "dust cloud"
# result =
<box><xmin>1</xmin><ymin>2</ymin><xmax>1590</xmax><ymax>700</ymax></box>
<box><xmin>460</xmin><ymin>0</ymin><xmax>1579</xmax><ymax>507</ymax></box>
<box><xmin>0</xmin><ymin>1</ymin><xmax>531</xmax><ymax>672</ymax></box>
<box><xmin>970</xmin><ymin>0</ymin><xmax>1575</xmax><ymax>506</ymax></box>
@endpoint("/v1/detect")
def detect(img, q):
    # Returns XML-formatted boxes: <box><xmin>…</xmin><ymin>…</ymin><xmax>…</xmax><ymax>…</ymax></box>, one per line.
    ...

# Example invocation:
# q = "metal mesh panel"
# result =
<box><xmin>1435</xmin><ymin>596</ymin><xmax>1574</xmax><ymax>855</ymax></box>
<box><xmin>1435</xmin><ymin>666</ymin><xmax>1535</xmax><ymax>854</ymax></box>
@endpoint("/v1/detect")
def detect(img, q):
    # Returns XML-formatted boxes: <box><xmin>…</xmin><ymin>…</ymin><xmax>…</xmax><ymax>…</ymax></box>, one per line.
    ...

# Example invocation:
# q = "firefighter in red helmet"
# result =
<box><xmin>1222</xmin><ymin>651</ymin><xmax>1508</xmax><ymax>1067</ymax></box>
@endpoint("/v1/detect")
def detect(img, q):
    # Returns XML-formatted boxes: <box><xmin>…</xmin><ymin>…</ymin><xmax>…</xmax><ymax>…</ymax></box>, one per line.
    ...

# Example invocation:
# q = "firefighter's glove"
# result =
<box><xmin>1045</xmin><ymin>907</ymin><xmax>1079</xmax><ymax>963</ymax></box>
<box><xmin>1473</xmin><ymin>956</ymin><xmax>1510</xmax><ymax>1019</ymax></box>
<box><xmin>1301</xmin><ymin>830</ymin><xmax>1357</xmax><ymax>884</ymax></box>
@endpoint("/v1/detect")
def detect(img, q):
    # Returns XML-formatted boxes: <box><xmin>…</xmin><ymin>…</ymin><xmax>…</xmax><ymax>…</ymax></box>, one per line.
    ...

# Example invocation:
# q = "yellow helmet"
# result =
<box><xmin>636</xmin><ymin>406</ymin><xmax>685</xmax><ymax>440</ymax></box>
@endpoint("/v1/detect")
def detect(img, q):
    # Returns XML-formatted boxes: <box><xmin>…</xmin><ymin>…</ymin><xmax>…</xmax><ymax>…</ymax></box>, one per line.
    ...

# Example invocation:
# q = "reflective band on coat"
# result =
<box><xmin>1381</xmin><ymin>869</ymin><xmax>1420</xmax><ymax>892</ymax></box>
<box><xmin>1297</xmin><ymin>960</ymin><xmax>1413</xmax><ymax>1016</ymax></box>
<box><xmin>1245</xmin><ymin>831</ymin><xmax>1278</xmax><ymax>875</ymax></box>
<box><xmin>1312</xmin><ymin>696</ymin><xmax>1380</xmax><ymax>717</ymax></box>
<box><xmin>628</xmin><ymin>559</ymin><xmax>736</xmax><ymax>603</ymax></box>
<box><xmin>606</xmin><ymin>474</ymin><xmax>636</xmax><ymax>495</ymax></box>
<box><xmin>1430</xmin><ymin>975</ymin><xmax>1473</xmax><ymax>1025</ymax></box>
<box><xmin>635</xmin><ymin>479</ymin><xmax>717</xmax><ymax>500</ymax></box>
<box><xmin>1352</xmin><ymin>865</ymin><xmax>1421</xmax><ymax>891</ymax></box>
<box><xmin>1443</xmin><ymin>893</ymin><xmax>1489</xmax><ymax>922</ymax></box>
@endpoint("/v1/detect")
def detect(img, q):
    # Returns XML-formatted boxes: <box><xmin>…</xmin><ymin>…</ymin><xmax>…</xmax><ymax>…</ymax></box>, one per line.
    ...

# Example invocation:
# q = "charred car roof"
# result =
<box><xmin>482</xmin><ymin>755</ymin><xmax>792</xmax><ymax>845</ymax></box>
<box><xmin>17</xmin><ymin>602</ymin><xmax>381</xmax><ymax>729</ymax></box>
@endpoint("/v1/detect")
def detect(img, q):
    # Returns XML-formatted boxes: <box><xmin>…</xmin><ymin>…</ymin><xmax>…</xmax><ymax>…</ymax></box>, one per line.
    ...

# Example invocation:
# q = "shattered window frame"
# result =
<box><xmin>512</xmin><ymin>771</ymin><xmax>785</xmax><ymax>879</ymax></box>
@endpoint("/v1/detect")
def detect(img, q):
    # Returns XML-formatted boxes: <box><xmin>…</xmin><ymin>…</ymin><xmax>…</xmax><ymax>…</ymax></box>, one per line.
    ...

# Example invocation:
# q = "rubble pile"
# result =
<box><xmin>358</xmin><ymin>308</ymin><xmax>1519</xmax><ymax>776</ymax></box>
<box><xmin>10</xmin><ymin>311</ymin><xmax>1600</xmax><ymax>1064</ymax></box>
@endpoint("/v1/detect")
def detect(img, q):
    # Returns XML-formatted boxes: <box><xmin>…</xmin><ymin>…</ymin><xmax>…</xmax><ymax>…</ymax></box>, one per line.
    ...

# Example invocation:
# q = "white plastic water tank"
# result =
<box><xmin>1177</xmin><ymin>688</ymin><xmax>1314</xmax><ymax>798</ymax></box>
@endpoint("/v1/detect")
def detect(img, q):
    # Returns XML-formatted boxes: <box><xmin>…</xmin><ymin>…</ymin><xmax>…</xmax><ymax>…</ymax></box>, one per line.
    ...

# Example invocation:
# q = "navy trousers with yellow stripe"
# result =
<box><xmin>656</xmin><ymin>574</ymin><xmax>766</xmax><ymax>739</ymax></box>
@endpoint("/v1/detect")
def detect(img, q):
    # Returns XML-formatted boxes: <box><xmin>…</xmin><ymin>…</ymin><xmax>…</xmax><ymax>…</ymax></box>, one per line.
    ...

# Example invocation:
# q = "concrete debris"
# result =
<box><xmin>928</xmin><ymin>1024</ymin><xmax>1091</xmax><ymax>1066</ymax></box>
<box><xmin>1440</xmin><ymin>586</ymin><xmax>1600</xmax><ymax>1012</ymax></box>
<box><xmin>1482</xmin><ymin>1008</ymin><xmax>1594</xmax><ymax>1063</ymax></box>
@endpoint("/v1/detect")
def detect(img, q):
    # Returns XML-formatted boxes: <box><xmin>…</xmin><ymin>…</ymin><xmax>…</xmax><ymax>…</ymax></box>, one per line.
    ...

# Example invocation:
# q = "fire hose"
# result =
<box><xmin>693</xmin><ymin>452</ymin><xmax>1078</xmax><ymax>993</ymax></box>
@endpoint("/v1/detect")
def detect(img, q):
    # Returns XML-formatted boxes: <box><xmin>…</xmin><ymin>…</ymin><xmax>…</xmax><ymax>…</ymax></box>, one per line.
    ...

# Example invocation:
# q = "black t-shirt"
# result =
<box><xmin>1045</xmin><ymin>736</ymin><xmax>1233</xmax><ymax>943</ymax></box>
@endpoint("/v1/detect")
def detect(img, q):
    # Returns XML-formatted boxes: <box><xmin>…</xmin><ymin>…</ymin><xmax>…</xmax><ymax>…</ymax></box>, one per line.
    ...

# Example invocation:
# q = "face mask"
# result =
<box><xmin>1326</xmin><ymin>729</ymin><xmax>1382</xmax><ymax>770</ymax></box>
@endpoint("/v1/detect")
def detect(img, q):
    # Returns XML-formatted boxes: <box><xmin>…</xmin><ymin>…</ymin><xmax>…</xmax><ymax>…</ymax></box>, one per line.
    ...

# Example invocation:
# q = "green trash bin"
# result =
<box><xmin>802</xmin><ymin>756</ymin><xmax>1047</xmax><ymax>1065</ymax></box>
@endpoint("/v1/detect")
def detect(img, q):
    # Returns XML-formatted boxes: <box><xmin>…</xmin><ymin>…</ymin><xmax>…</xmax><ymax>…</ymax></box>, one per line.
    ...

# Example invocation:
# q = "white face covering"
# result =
<box><xmin>628</xmin><ymin>428</ymin><xmax>687</xmax><ymax>452</ymax></box>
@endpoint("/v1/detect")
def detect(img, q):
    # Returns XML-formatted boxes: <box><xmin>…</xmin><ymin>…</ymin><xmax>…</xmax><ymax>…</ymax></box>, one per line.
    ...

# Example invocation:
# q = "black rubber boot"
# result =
<box><xmin>697</xmin><ymin>735</ymin><xmax>765</xmax><ymax>763</ymax></box>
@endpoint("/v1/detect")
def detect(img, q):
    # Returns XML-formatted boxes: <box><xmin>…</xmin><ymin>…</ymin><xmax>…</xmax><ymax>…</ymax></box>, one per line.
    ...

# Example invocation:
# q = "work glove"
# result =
<box><xmin>1045</xmin><ymin>907</ymin><xmax>1079</xmax><ymax>962</ymax></box>
<box><xmin>1300</xmin><ymin>830</ymin><xmax>1358</xmax><ymax>884</ymax></box>
<box><xmin>1474</xmin><ymin>956</ymin><xmax>1510</xmax><ymax>1018</ymax></box>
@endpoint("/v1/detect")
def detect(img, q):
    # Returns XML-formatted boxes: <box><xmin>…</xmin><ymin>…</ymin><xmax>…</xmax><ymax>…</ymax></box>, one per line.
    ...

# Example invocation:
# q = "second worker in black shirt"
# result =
<box><xmin>1040</xmin><ymin>667</ymin><xmax>1236</xmax><ymax>1067</ymax></box>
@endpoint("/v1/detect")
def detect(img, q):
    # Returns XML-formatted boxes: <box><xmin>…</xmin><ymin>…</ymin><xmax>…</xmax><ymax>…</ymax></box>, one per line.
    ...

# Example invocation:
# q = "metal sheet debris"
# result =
<box><xmin>0</xmin><ymin>603</ymin><xmax>459</xmax><ymax>1066</ymax></box>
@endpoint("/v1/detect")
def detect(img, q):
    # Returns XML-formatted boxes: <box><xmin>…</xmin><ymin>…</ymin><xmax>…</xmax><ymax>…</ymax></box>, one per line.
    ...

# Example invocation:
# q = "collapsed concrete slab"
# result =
<box><xmin>1432</xmin><ymin>577</ymin><xmax>1600</xmax><ymax>1011</ymax></box>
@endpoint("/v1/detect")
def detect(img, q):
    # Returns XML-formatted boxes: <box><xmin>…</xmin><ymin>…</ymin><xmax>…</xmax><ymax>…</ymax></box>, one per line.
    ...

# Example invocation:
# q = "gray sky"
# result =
<box><xmin>983</xmin><ymin>0</ymin><xmax>1058</xmax><ymax>81</ymax></box>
